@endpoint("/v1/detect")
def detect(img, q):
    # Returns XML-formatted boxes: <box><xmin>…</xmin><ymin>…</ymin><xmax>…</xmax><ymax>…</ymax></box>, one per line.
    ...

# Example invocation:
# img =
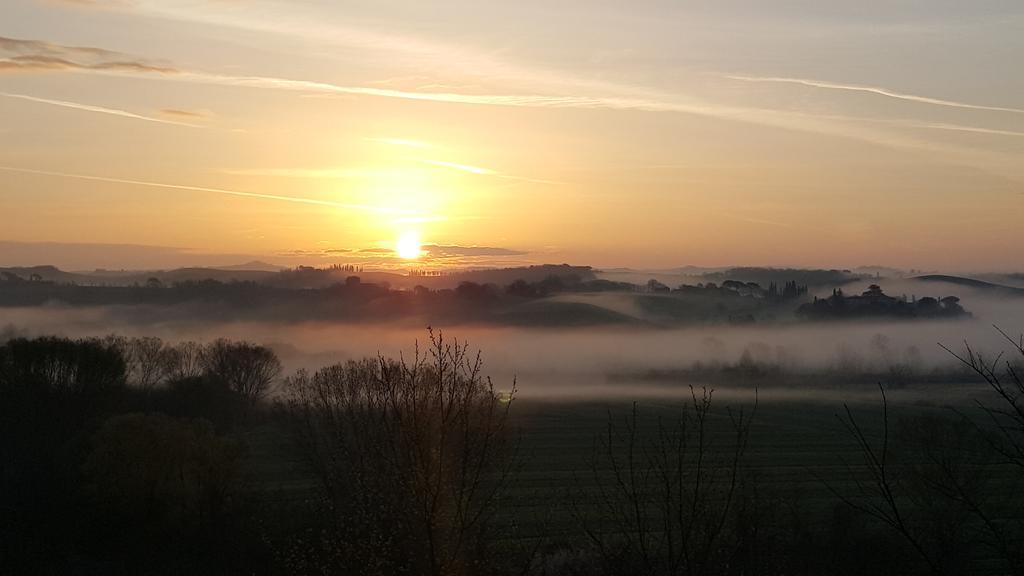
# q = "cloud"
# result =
<box><xmin>410</xmin><ymin>158</ymin><xmax>563</xmax><ymax>186</ymax></box>
<box><xmin>227</xmin><ymin>158</ymin><xmax>555</xmax><ymax>188</ymax></box>
<box><xmin>41</xmin><ymin>0</ymin><xmax>133</xmax><ymax>7</ymax></box>
<box><xmin>422</xmin><ymin>244</ymin><xmax>527</xmax><ymax>258</ymax></box>
<box><xmin>1</xmin><ymin>92</ymin><xmax>203</xmax><ymax>128</ymax></box>
<box><xmin>159</xmin><ymin>108</ymin><xmax>208</xmax><ymax>119</ymax></box>
<box><xmin>413</xmin><ymin>159</ymin><xmax>495</xmax><ymax>175</ymax></box>
<box><xmin>0</xmin><ymin>35</ymin><xmax>176</xmax><ymax>74</ymax></box>
<box><xmin>75</xmin><ymin>65</ymin><xmax>1018</xmax><ymax>184</ymax></box>
<box><xmin>0</xmin><ymin>165</ymin><xmax>396</xmax><ymax>213</ymax></box>
<box><xmin>224</xmin><ymin>167</ymin><xmax>373</xmax><ymax>179</ymax></box>
<box><xmin>291</xmin><ymin>244</ymin><xmax>528</xmax><ymax>261</ymax></box>
<box><xmin>366</xmin><ymin>137</ymin><xmax>432</xmax><ymax>149</ymax></box>
<box><xmin>5</xmin><ymin>32</ymin><xmax>1020</xmax><ymax>182</ymax></box>
<box><xmin>905</xmin><ymin>122</ymin><xmax>1024</xmax><ymax>138</ymax></box>
<box><xmin>726</xmin><ymin>75</ymin><xmax>1024</xmax><ymax>115</ymax></box>
<box><xmin>0</xmin><ymin>239</ymin><xmax>271</xmax><ymax>270</ymax></box>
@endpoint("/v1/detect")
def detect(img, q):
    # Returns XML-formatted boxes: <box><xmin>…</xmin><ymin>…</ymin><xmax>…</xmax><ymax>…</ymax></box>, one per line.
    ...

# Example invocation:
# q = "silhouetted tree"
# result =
<box><xmin>83</xmin><ymin>413</ymin><xmax>248</xmax><ymax>571</ymax></box>
<box><xmin>646</xmin><ymin>279</ymin><xmax>670</xmax><ymax>293</ymax></box>
<box><xmin>167</xmin><ymin>340</ymin><xmax>205</xmax><ymax>380</ymax></box>
<box><xmin>283</xmin><ymin>330</ymin><xmax>518</xmax><ymax>576</ymax></box>
<box><xmin>573</xmin><ymin>387</ymin><xmax>756</xmax><ymax>575</ymax></box>
<box><xmin>112</xmin><ymin>335</ymin><xmax>178</xmax><ymax>389</ymax></box>
<box><xmin>200</xmin><ymin>339</ymin><xmax>281</xmax><ymax>409</ymax></box>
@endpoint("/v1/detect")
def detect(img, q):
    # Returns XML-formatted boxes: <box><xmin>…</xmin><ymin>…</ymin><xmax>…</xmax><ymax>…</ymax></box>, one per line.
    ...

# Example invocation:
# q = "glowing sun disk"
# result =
<box><xmin>396</xmin><ymin>231</ymin><xmax>422</xmax><ymax>259</ymax></box>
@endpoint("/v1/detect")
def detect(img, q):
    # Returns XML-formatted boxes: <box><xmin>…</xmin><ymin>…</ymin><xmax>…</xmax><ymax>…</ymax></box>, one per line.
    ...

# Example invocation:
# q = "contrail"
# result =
<box><xmin>908</xmin><ymin>122</ymin><xmax>1024</xmax><ymax>138</ymax></box>
<box><xmin>726</xmin><ymin>75</ymin><xmax>1024</xmax><ymax>115</ymax></box>
<box><xmin>412</xmin><ymin>158</ymin><xmax>495</xmax><ymax>175</ymax></box>
<box><xmin>169</xmin><ymin>70</ymin><xmax>616</xmax><ymax>109</ymax></box>
<box><xmin>0</xmin><ymin>166</ymin><xmax>395</xmax><ymax>213</ymax></box>
<box><xmin>410</xmin><ymin>158</ymin><xmax>563</xmax><ymax>185</ymax></box>
<box><xmin>0</xmin><ymin>92</ymin><xmax>204</xmax><ymax>128</ymax></box>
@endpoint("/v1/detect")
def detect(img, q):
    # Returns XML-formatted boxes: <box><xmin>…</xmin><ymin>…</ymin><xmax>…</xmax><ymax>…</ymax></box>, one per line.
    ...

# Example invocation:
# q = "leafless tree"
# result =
<box><xmin>283</xmin><ymin>329</ymin><xmax>518</xmax><ymax>576</ymax></box>
<box><xmin>129</xmin><ymin>337</ymin><xmax>177</xmax><ymax>389</ymax></box>
<box><xmin>937</xmin><ymin>327</ymin><xmax>1024</xmax><ymax>574</ymax></box>
<box><xmin>825</xmin><ymin>386</ymin><xmax>947</xmax><ymax>576</ymax></box>
<box><xmin>167</xmin><ymin>340</ymin><xmax>204</xmax><ymax>381</ymax></box>
<box><xmin>941</xmin><ymin>326</ymin><xmax>1024</xmax><ymax>471</ymax></box>
<box><xmin>200</xmin><ymin>339</ymin><xmax>281</xmax><ymax>408</ymax></box>
<box><xmin>573</xmin><ymin>386</ymin><xmax>756</xmax><ymax>575</ymax></box>
<box><xmin>828</xmin><ymin>325</ymin><xmax>1024</xmax><ymax>576</ymax></box>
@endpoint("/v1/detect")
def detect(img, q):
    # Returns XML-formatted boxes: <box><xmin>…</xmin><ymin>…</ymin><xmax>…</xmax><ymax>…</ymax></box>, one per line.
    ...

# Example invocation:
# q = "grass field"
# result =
<box><xmin>242</xmin><ymin>379</ymin><xmax>1011</xmax><ymax>544</ymax></box>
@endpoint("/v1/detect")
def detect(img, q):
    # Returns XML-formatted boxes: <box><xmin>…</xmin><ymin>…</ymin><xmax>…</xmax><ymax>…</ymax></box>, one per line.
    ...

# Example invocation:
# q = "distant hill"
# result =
<box><xmin>0</xmin><ymin>265</ymin><xmax>276</xmax><ymax>286</ymax></box>
<box><xmin>1</xmin><ymin>262</ymin><xmax>597</xmax><ymax>291</ymax></box>
<box><xmin>448</xmin><ymin>264</ymin><xmax>595</xmax><ymax>287</ymax></box>
<box><xmin>700</xmin><ymin>267</ymin><xmax>858</xmax><ymax>288</ymax></box>
<box><xmin>498</xmin><ymin>299</ymin><xmax>644</xmax><ymax>327</ymax></box>
<box><xmin>913</xmin><ymin>275</ymin><xmax>1024</xmax><ymax>296</ymax></box>
<box><xmin>216</xmin><ymin>261</ymin><xmax>284</xmax><ymax>272</ymax></box>
<box><xmin>0</xmin><ymin>265</ymin><xmax>92</xmax><ymax>284</ymax></box>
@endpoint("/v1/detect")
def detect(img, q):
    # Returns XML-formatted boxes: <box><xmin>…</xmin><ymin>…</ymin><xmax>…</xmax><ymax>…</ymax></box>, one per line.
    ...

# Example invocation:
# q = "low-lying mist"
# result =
<box><xmin>3</xmin><ymin>283</ymin><xmax>1021</xmax><ymax>401</ymax></box>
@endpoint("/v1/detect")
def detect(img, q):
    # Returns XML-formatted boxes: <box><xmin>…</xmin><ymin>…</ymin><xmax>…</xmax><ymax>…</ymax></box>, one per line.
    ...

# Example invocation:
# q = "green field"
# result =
<box><xmin>242</xmin><ymin>381</ymin><xmax>1015</xmax><ymax>551</ymax></box>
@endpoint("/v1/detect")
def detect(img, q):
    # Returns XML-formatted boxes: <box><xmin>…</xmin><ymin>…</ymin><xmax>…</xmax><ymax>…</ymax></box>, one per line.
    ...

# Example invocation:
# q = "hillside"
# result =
<box><xmin>913</xmin><ymin>275</ymin><xmax>1024</xmax><ymax>296</ymax></box>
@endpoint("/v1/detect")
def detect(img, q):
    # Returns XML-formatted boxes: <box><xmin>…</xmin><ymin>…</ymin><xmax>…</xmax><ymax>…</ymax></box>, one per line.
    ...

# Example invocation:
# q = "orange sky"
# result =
<box><xmin>1</xmin><ymin>0</ymin><xmax>1022</xmax><ymax>271</ymax></box>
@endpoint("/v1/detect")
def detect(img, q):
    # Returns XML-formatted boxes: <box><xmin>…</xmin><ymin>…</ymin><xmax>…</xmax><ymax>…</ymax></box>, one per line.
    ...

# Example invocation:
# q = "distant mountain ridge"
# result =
<box><xmin>913</xmin><ymin>275</ymin><xmax>1024</xmax><ymax>296</ymax></box>
<box><xmin>0</xmin><ymin>264</ymin><xmax>277</xmax><ymax>286</ymax></box>
<box><xmin>215</xmin><ymin>261</ymin><xmax>285</xmax><ymax>272</ymax></box>
<box><xmin>0</xmin><ymin>262</ymin><xmax>596</xmax><ymax>290</ymax></box>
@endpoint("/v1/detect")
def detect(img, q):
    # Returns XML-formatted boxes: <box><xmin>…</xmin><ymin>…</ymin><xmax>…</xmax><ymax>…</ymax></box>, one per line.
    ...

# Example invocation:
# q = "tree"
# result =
<box><xmin>829</xmin><ymin>327</ymin><xmax>1024</xmax><ymax>576</ymax></box>
<box><xmin>646</xmin><ymin>279</ymin><xmax>670</xmax><ymax>293</ymax></box>
<box><xmin>200</xmin><ymin>339</ymin><xmax>281</xmax><ymax>408</ymax></box>
<box><xmin>573</xmin><ymin>387</ymin><xmax>756</xmax><ymax>575</ymax></box>
<box><xmin>0</xmin><ymin>336</ymin><xmax>129</xmax><ymax>569</ymax></box>
<box><xmin>85</xmin><ymin>413</ymin><xmax>244</xmax><ymax>527</ymax></box>
<box><xmin>283</xmin><ymin>330</ymin><xmax>518</xmax><ymax>576</ymax></box>
<box><xmin>83</xmin><ymin>413</ymin><xmax>247</xmax><ymax>570</ymax></box>
<box><xmin>167</xmin><ymin>340</ymin><xmax>205</xmax><ymax>380</ymax></box>
<box><xmin>506</xmin><ymin>278</ymin><xmax>538</xmax><ymax>298</ymax></box>
<box><xmin>118</xmin><ymin>336</ymin><xmax>177</xmax><ymax>389</ymax></box>
<box><xmin>0</xmin><ymin>336</ymin><xmax>126</xmax><ymax>401</ymax></box>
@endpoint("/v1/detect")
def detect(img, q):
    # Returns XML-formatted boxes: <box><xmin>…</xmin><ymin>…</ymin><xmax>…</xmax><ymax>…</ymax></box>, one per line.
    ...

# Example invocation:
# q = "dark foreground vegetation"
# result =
<box><xmin>2</xmin><ymin>329</ymin><xmax>1022</xmax><ymax>575</ymax></box>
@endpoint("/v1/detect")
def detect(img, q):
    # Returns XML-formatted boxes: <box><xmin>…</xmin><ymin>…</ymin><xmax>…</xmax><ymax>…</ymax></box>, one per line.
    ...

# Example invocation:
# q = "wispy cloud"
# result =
<box><xmin>141</xmin><ymin>69</ymin><xmax>1020</xmax><ymax>183</ymax></box>
<box><xmin>223</xmin><ymin>167</ymin><xmax>374</xmax><ymax>179</ymax></box>
<box><xmin>422</xmin><ymin>244</ymin><xmax>527</xmax><ymax>258</ymax></box>
<box><xmin>41</xmin><ymin>0</ymin><xmax>133</xmax><ymax>7</ymax></box>
<box><xmin>412</xmin><ymin>158</ymin><xmax>495</xmax><ymax>175</ymax></box>
<box><xmin>905</xmin><ymin>122</ymin><xmax>1024</xmax><ymax>138</ymax></box>
<box><xmin>5</xmin><ymin>32</ymin><xmax>1020</xmax><ymax>181</ymax></box>
<box><xmin>0</xmin><ymin>35</ymin><xmax>176</xmax><ymax>74</ymax></box>
<box><xmin>726</xmin><ymin>75</ymin><xmax>1024</xmax><ymax>115</ymax></box>
<box><xmin>278</xmin><ymin>243</ymin><xmax>529</xmax><ymax>266</ymax></box>
<box><xmin>366</xmin><ymin>137</ymin><xmax>432</xmax><ymax>149</ymax></box>
<box><xmin>0</xmin><ymin>165</ymin><xmax>395</xmax><ymax>213</ymax></box>
<box><xmin>126</xmin><ymin>69</ymin><xmax>1017</xmax><ymax>164</ymax></box>
<box><xmin>228</xmin><ymin>158</ymin><xmax>556</xmax><ymax>187</ymax></box>
<box><xmin>159</xmin><ymin>108</ymin><xmax>208</xmax><ymax>119</ymax></box>
<box><xmin>1</xmin><ymin>92</ymin><xmax>202</xmax><ymax>128</ymax></box>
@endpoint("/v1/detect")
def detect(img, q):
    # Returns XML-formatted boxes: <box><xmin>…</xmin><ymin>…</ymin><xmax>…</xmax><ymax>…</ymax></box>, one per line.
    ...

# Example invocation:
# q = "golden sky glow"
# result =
<box><xmin>0</xmin><ymin>1</ymin><xmax>1022</xmax><ymax>271</ymax></box>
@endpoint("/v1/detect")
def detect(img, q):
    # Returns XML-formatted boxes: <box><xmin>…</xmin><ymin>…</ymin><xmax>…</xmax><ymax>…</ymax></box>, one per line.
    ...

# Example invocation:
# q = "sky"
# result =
<box><xmin>0</xmin><ymin>0</ymin><xmax>1022</xmax><ymax>271</ymax></box>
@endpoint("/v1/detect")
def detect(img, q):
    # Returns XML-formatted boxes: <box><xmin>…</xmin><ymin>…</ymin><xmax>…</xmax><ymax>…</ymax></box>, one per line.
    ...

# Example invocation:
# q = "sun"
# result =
<box><xmin>395</xmin><ymin>230</ymin><xmax>422</xmax><ymax>260</ymax></box>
